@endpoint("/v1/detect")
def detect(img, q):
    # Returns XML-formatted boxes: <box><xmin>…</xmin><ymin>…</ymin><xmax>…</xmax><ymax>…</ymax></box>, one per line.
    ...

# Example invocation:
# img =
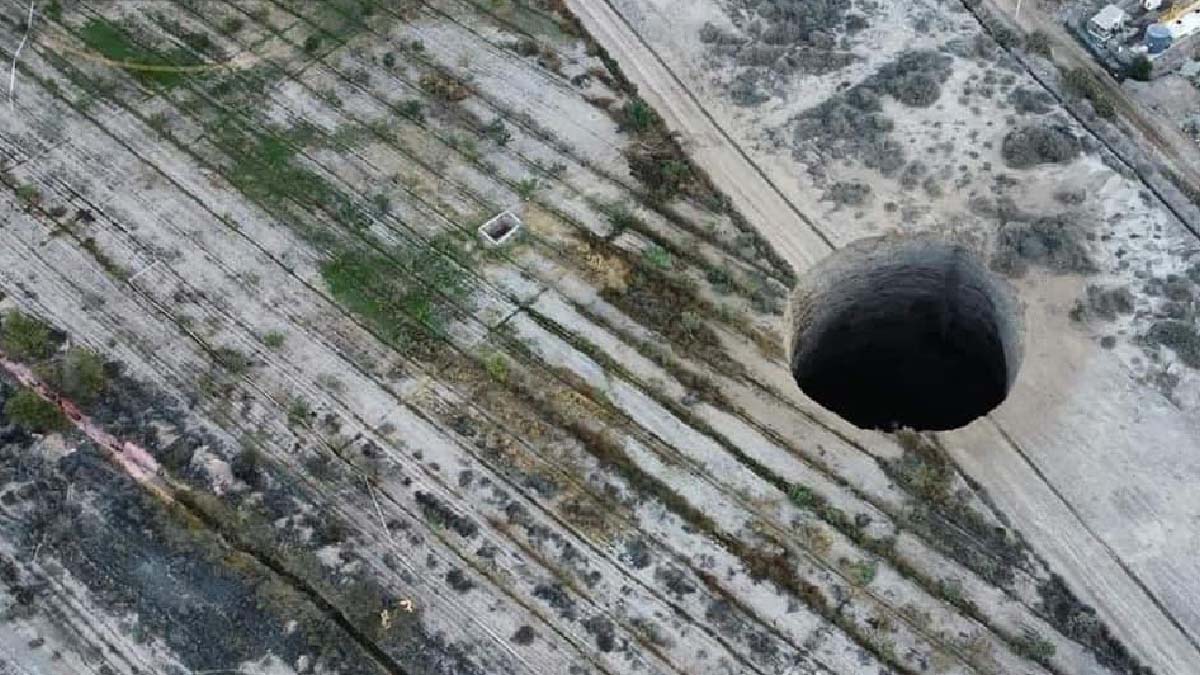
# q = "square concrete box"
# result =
<box><xmin>479</xmin><ymin>211</ymin><xmax>523</xmax><ymax>246</ymax></box>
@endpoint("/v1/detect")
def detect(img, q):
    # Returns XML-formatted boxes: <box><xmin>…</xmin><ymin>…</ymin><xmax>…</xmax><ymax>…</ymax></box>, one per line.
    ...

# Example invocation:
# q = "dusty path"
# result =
<box><xmin>566</xmin><ymin>1</ymin><xmax>1200</xmax><ymax>674</ymax></box>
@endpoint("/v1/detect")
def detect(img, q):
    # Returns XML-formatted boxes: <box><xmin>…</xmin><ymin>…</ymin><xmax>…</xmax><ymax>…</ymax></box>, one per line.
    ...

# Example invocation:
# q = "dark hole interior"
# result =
<box><xmin>792</xmin><ymin>258</ymin><xmax>1012</xmax><ymax>431</ymax></box>
<box><xmin>484</xmin><ymin>215</ymin><xmax>517</xmax><ymax>240</ymax></box>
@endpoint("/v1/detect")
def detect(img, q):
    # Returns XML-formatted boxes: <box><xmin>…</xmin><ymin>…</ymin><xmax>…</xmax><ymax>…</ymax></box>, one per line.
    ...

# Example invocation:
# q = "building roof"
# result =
<box><xmin>1092</xmin><ymin>4</ymin><xmax>1128</xmax><ymax>30</ymax></box>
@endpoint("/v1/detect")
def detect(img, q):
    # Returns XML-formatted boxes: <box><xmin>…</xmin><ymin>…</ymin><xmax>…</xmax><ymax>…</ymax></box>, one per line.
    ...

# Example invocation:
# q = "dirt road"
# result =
<box><xmin>566</xmin><ymin>1</ymin><xmax>1200</xmax><ymax>673</ymax></box>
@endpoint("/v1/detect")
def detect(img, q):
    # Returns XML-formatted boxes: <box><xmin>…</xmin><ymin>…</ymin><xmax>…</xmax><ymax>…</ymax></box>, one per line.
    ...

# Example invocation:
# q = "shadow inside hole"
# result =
<box><xmin>790</xmin><ymin>238</ymin><xmax>1021</xmax><ymax>432</ymax></box>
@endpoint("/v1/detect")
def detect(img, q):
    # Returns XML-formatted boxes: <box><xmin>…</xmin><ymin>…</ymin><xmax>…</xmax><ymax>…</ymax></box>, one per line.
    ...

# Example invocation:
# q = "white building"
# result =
<box><xmin>1089</xmin><ymin>4</ymin><xmax>1128</xmax><ymax>40</ymax></box>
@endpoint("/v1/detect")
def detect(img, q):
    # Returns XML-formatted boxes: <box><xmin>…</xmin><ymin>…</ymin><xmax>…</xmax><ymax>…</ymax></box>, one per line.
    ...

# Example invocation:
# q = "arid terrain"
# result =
<box><xmin>0</xmin><ymin>1</ymin><xmax>1196</xmax><ymax>675</ymax></box>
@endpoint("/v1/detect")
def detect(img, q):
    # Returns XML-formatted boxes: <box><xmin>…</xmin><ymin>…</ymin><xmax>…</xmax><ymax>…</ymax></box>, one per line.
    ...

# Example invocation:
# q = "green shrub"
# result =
<box><xmin>220</xmin><ymin>16</ymin><xmax>244</xmax><ymax>35</ymax></box>
<box><xmin>263</xmin><ymin>331</ymin><xmax>286</xmax><ymax>349</ymax></box>
<box><xmin>516</xmin><ymin>178</ymin><xmax>539</xmax><ymax>200</ymax></box>
<box><xmin>15</xmin><ymin>184</ymin><xmax>41</xmax><ymax>205</ymax></box>
<box><xmin>621</xmin><ymin>97</ymin><xmax>656</xmax><ymax>133</ymax></box>
<box><xmin>55</xmin><ymin>348</ymin><xmax>107</xmax><ymax>404</ymax></box>
<box><xmin>1025</xmin><ymin>30</ymin><xmax>1052</xmax><ymax>58</ymax></box>
<box><xmin>788</xmin><ymin>484</ymin><xmax>816</xmax><ymax>508</ymax></box>
<box><xmin>843</xmin><ymin>558</ymin><xmax>878</xmax><ymax>586</ymax></box>
<box><xmin>1062</xmin><ymin>67</ymin><xmax>1115</xmax><ymax>119</ymax></box>
<box><xmin>5</xmin><ymin>388</ymin><xmax>66</xmax><ymax>432</ymax></box>
<box><xmin>288</xmin><ymin>397</ymin><xmax>312</xmax><ymax>428</ymax></box>
<box><xmin>1128</xmin><ymin>55</ymin><xmax>1152</xmax><ymax>82</ymax></box>
<box><xmin>484</xmin><ymin>352</ymin><xmax>508</xmax><ymax>383</ymax></box>
<box><xmin>642</xmin><ymin>245</ymin><xmax>672</xmax><ymax>270</ymax></box>
<box><xmin>1014</xmin><ymin>629</ymin><xmax>1056</xmax><ymax>663</ymax></box>
<box><xmin>398</xmin><ymin>99</ymin><xmax>424</xmax><ymax>123</ymax></box>
<box><xmin>1</xmin><ymin>311</ymin><xmax>57</xmax><ymax>360</ymax></box>
<box><xmin>483</xmin><ymin>117</ymin><xmax>512</xmax><ymax>145</ymax></box>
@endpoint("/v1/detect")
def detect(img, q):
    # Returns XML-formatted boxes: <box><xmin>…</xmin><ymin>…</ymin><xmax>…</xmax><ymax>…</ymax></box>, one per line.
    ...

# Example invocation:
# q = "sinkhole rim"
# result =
<box><xmin>786</xmin><ymin>234</ymin><xmax>1024</xmax><ymax>432</ymax></box>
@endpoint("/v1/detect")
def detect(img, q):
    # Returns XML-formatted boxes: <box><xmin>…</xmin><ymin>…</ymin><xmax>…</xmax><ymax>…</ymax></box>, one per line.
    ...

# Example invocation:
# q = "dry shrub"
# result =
<box><xmin>419</xmin><ymin>73</ymin><xmax>470</xmax><ymax>102</ymax></box>
<box><xmin>1001</xmin><ymin>124</ymin><xmax>1080</xmax><ymax>169</ymax></box>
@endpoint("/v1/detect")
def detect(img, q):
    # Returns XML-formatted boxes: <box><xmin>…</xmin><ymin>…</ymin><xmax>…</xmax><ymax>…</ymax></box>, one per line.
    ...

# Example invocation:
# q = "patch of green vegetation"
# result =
<box><xmin>5</xmin><ymin>387</ymin><xmax>67</xmax><ymax>432</ymax></box>
<box><xmin>148</xmin><ymin>12</ymin><xmax>217</xmax><ymax>57</ymax></box>
<box><xmin>484</xmin><ymin>351</ymin><xmax>509</xmax><ymax>383</ymax></box>
<box><xmin>641</xmin><ymin>245</ymin><xmax>672</xmax><ymax>270</ymax></box>
<box><xmin>445</xmin><ymin>134</ymin><xmax>478</xmax><ymax>159</ymax></box>
<box><xmin>263</xmin><ymin>331</ymin><xmax>286</xmax><ymax>349</ymax></box>
<box><xmin>287</xmin><ymin>396</ymin><xmax>312</xmax><ymax>428</ymax></box>
<box><xmin>1025</xmin><ymin>30</ymin><xmax>1052</xmax><ymax>58</ymax></box>
<box><xmin>80</xmin><ymin>19</ymin><xmax>204</xmax><ymax>89</ymax></box>
<box><xmin>419</xmin><ymin>72</ymin><xmax>470</xmax><ymax>102</ymax></box>
<box><xmin>1128</xmin><ymin>54</ymin><xmax>1152</xmax><ymax>82</ymax></box>
<box><xmin>43</xmin><ymin>347</ymin><xmax>107</xmax><ymax>405</ymax></box>
<box><xmin>45</xmin><ymin>0</ymin><xmax>63</xmax><ymax>22</ymax></box>
<box><xmin>230</xmin><ymin>446</ymin><xmax>264</xmax><ymax>489</ymax></box>
<box><xmin>213</xmin><ymin>346</ymin><xmax>253</xmax><ymax>375</ymax></box>
<box><xmin>483</xmin><ymin>117</ymin><xmax>512</xmax><ymax>146</ymax></box>
<box><xmin>1062</xmin><ymin>67</ymin><xmax>1115</xmax><ymax>119</ymax></box>
<box><xmin>1</xmin><ymin>311</ymin><xmax>58</xmax><ymax>361</ymax></box>
<box><xmin>15</xmin><ymin>183</ymin><xmax>41</xmax><ymax>205</ymax></box>
<box><xmin>515</xmin><ymin>178</ymin><xmax>539</xmax><ymax>200</ymax></box>
<box><xmin>219</xmin><ymin>16</ymin><xmax>245</xmax><ymax>36</ymax></box>
<box><xmin>705</xmin><ymin>265</ymin><xmax>734</xmax><ymax>294</ymax></box>
<box><xmin>620</xmin><ymin>97</ymin><xmax>656</xmax><ymax>133</ymax></box>
<box><xmin>217</xmin><ymin>126</ymin><xmax>336</xmax><ymax>212</ymax></box>
<box><xmin>1013</xmin><ymin>628</ymin><xmax>1056</xmax><ymax>664</ymax></box>
<box><xmin>601</xmin><ymin>203</ymin><xmax>640</xmax><ymax>236</ymax></box>
<box><xmin>788</xmin><ymin>484</ymin><xmax>815</xmax><ymax>509</ymax></box>
<box><xmin>398</xmin><ymin>99</ymin><xmax>425</xmax><ymax>122</ymax></box>
<box><xmin>80</xmin><ymin>237</ymin><xmax>129</xmax><ymax>281</ymax></box>
<box><xmin>319</xmin><ymin>235</ymin><xmax>472</xmax><ymax>353</ymax></box>
<box><xmin>842</xmin><ymin>558</ymin><xmax>878</xmax><ymax>587</ymax></box>
<box><xmin>600</xmin><ymin>249</ymin><xmax>741</xmax><ymax>377</ymax></box>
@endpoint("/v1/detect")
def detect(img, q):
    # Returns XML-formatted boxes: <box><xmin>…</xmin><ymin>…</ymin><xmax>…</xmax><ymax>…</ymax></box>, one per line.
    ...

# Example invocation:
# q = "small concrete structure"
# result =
<box><xmin>1089</xmin><ymin>4</ymin><xmax>1128</xmax><ymax>40</ymax></box>
<box><xmin>478</xmin><ymin>211</ymin><xmax>523</xmax><ymax>246</ymax></box>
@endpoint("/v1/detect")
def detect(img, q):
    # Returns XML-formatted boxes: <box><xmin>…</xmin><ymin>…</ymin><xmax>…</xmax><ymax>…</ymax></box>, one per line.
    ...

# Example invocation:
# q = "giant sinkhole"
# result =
<box><xmin>787</xmin><ymin>235</ymin><xmax>1023</xmax><ymax>432</ymax></box>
